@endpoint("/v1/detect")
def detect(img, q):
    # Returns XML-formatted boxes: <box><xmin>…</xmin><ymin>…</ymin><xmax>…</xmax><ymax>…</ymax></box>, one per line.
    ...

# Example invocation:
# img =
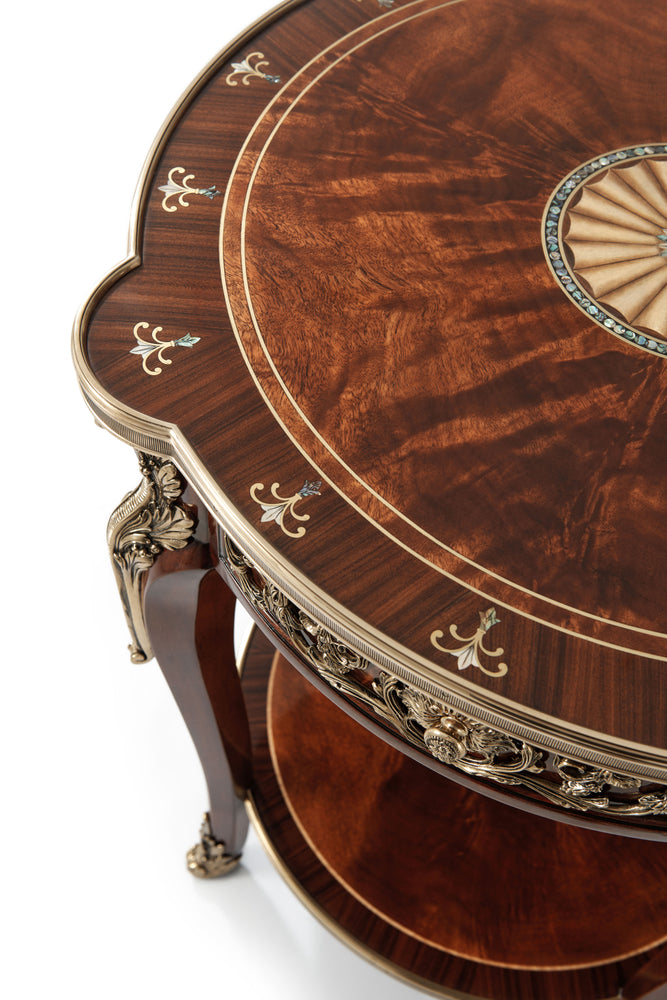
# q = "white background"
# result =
<box><xmin>2</xmin><ymin>2</ymin><xmax>424</xmax><ymax>998</ymax></box>
<box><xmin>2</xmin><ymin>2</ymin><xmax>664</xmax><ymax>999</ymax></box>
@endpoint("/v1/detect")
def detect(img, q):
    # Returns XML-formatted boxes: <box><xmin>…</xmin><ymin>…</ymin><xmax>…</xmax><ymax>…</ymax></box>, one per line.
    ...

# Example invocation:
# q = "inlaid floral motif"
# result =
<box><xmin>250</xmin><ymin>480</ymin><xmax>321</xmax><ymax>537</ymax></box>
<box><xmin>226</xmin><ymin>52</ymin><xmax>280</xmax><ymax>87</ymax></box>
<box><xmin>158</xmin><ymin>167</ymin><xmax>220</xmax><ymax>213</ymax></box>
<box><xmin>130</xmin><ymin>322</ymin><xmax>200</xmax><ymax>376</ymax></box>
<box><xmin>431</xmin><ymin>607</ymin><xmax>508</xmax><ymax>677</ymax></box>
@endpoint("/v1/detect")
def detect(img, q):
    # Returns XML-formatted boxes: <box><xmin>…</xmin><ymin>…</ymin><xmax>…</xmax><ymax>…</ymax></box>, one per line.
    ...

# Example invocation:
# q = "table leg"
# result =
<box><xmin>107</xmin><ymin>453</ymin><xmax>251</xmax><ymax>876</ymax></box>
<box><xmin>144</xmin><ymin>565</ymin><xmax>251</xmax><ymax>876</ymax></box>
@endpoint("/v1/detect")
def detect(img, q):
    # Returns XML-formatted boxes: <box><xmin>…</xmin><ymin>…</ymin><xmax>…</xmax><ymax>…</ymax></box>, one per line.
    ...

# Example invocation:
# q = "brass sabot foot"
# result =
<box><xmin>186</xmin><ymin>813</ymin><xmax>241</xmax><ymax>879</ymax></box>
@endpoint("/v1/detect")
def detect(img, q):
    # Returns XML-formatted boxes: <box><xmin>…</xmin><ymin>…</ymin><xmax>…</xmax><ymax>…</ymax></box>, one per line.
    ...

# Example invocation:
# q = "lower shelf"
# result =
<box><xmin>241</xmin><ymin>627</ymin><xmax>667</xmax><ymax>1000</ymax></box>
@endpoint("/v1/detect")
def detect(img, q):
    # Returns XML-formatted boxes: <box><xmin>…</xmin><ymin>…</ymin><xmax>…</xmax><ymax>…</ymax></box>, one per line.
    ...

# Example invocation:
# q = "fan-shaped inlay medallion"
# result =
<box><xmin>544</xmin><ymin>146</ymin><xmax>667</xmax><ymax>356</ymax></box>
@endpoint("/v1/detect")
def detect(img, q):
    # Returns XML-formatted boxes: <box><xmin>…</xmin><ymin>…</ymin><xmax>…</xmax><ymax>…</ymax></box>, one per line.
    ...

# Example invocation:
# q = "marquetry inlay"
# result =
<box><xmin>544</xmin><ymin>147</ymin><xmax>667</xmax><ymax>357</ymax></box>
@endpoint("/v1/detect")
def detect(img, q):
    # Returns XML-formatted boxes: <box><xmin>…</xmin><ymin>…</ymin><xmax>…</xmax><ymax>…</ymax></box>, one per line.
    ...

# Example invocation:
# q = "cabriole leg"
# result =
<box><xmin>144</xmin><ymin>564</ymin><xmax>251</xmax><ymax>875</ymax></box>
<box><xmin>107</xmin><ymin>453</ymin><xmax>251</xmax><ymax>874</ymax></box>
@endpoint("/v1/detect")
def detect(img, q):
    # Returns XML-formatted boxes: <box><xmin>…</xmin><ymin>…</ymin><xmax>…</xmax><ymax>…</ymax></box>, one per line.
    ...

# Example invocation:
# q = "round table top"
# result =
<box><xmin>75</xmin><ymin>0</ymin><xmax>667</xmax><ymax>803</ymax></box>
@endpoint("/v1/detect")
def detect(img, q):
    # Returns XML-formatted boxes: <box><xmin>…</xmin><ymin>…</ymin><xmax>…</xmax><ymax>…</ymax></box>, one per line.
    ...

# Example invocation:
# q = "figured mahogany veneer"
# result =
<box><xmin>75</xmin><ymin>0</ymin><xmax>667</xmax><ymax>994</ymax></box>
<box><xmin>78</xmin><ymin>0</ymin><xmax>667</xmax><ymax>779</ymax></box>
<box><xmin>244</xmin><ymin>631</ymin><xmax>667</xmax><ymax>999</ymax></box>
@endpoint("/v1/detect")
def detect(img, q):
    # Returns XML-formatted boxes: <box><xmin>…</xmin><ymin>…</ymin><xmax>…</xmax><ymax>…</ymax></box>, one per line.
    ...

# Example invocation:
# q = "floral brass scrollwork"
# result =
<box><xmin>107</xmin><ymin>453</ymin><xmax>196</xmax><ymax>663</ymax></box>
<box><xmin>221</xmin><ymin>534</ymin><xmax>667</xmax><ymax>820</ymax></box>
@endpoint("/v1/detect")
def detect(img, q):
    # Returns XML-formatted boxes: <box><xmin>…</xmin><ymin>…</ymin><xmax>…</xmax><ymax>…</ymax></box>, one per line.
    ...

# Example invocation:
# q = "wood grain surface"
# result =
<box><xmin>243</xmin><ymin>631</ymin><xmax>666</xmax><ymax>998</ymax></box>
<box><xmin>76</xmin><ymin>0</ymin><xmax>667</xmax><ymax>785</ymax></box>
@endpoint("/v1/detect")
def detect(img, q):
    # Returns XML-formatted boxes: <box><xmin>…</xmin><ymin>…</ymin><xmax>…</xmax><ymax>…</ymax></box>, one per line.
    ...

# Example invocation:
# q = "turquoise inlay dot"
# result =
<box><xmin>637</xmin><ymin>336</ymin><xmax>647</xmax><ymax>345</ymax></box>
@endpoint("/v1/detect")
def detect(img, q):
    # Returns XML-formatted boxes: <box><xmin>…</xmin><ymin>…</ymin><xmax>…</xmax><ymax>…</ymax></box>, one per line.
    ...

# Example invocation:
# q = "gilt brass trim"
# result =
<box><xmin>73</xmin><ymin>0</ymin><xmax>667</xmax><ymax>778</ymax></box>
<box><xmin>107</xmin><ymin>452</ymin><xmax>196</xmax><ymax>662</ymax></box>
<box><xmin>223</xmin><ymin>534</ymin><xmax>667</xmax><ymax>819</ymax></box>
<box><xmin>186</xmin><ymin>813</ymin><xmax>241</xmax><ymax>878</ymax></box>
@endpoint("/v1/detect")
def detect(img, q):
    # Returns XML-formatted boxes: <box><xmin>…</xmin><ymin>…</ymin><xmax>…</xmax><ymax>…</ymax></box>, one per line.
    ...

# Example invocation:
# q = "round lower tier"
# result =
<box><xmin>241</xmin><ymin>627</ymin><xmax>667</xmax><ymax>1000</ymax></box>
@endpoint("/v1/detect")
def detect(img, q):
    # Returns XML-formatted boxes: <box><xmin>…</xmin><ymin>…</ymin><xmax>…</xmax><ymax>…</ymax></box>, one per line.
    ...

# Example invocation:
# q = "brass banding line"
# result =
<box><xmin>73</xmin><ymin>0</ymin><xmax>667</xmax><ymax>776</ymax></box>
<box><xmin>222</xmin><ymin>0</ymin><xmax>665</xmax><ymax>647</ymax></box>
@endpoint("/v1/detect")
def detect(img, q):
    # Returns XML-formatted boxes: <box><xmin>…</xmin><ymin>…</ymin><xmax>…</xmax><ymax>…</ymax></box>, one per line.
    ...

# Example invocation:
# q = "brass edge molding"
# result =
<box><xmin>186</xmin><ymin>813</ymin><xmax>241</xmax><ymax>878</ymax></box>
<box><xmin>222</xmin><ymin>534</ymin><xmax>667</xmax><ymax>818</ymax></box>
<box><xmin>107</xmin><ymin>452</ymin><xmax>197</xmax><ymax>662</ymax></box>
<box><xmin>72</xmin><ymin>0</ymin><xmax>667</xmax><ymax>778</ymax></box>
<box><xmin>81</xmin><ymin>400</ymin><xmax>667</xmax><ymax>778</ymax></box>
<box><xmin>71</xmin><ymin>0</ymin><xmax>308</xmax><ymax>422</ymax></box>
<box><xmin>245</xmin><ymin>795</ymin><xmax>482</xmax><ymax>1000</ymax></box>
<box><xmin>212</xmin><ymin>506</ymin><xmax>667</xmax><ymax>778</ymax></box>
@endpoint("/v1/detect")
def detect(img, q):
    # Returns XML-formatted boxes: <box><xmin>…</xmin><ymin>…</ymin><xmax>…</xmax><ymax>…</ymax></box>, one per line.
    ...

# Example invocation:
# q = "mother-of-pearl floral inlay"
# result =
<box><xmin>544</xmin><ymin>147</ymin><xmax>667</xmax><ymax>357</ymax></box>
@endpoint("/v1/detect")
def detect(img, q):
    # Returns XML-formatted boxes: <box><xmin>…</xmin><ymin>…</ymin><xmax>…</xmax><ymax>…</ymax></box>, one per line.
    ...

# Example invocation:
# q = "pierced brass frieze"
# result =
<box><xmin>107</xmin><ymin>453</ymin><xmax>196</xmax><ymax>663</ymax></box>
<box><xmin>221</xmin><ymin>534</ymin><xmax>667</xmax><ymax>821</ymax></box>
<box><xmin>186</xmin><ymin>814</ymin><xmax>241</xmax><ymax>878</ymax></box>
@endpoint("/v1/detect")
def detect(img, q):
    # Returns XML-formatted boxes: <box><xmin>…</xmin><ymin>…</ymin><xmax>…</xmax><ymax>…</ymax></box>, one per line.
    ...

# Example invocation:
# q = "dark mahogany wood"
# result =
<box><xmin>144</xmin><ymin>549</ymin><xmax>251</xmax><ymax>854</ymax></box>
<box><xmin>219</xmin><ymin>542</ymin><xmax>667</xmax><ymax>841</ymax></box>
<box><xmin>268</xmin><ymin>653</ymin><xmax>667</xmax><ymax>970</ymax></box>
<box><xmin>75</xmin><ymin>1</ymin><xmax>667</xmax><ymax>991</ymax></box>
<box><xmin>624</xmin><ymin>947</ymin><xmax>667</xmax><ymax>1000</ymax></box>
<box><xmin>243</xmin><ymin>629</ymin><xmax>667</xmax><ymax>999</ymax></box>
<box><xmin>78</xmin><ymin>0</ymin><xmax>667</xmax><ymax>772</ymax></box>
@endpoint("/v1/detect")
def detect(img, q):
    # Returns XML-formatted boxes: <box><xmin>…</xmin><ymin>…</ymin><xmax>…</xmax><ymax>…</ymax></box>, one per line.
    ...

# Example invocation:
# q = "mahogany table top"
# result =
<box><xmin>74</xmin><ymin>0</ymin><xmax>667</xmax><ymax>787</ymax></box>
